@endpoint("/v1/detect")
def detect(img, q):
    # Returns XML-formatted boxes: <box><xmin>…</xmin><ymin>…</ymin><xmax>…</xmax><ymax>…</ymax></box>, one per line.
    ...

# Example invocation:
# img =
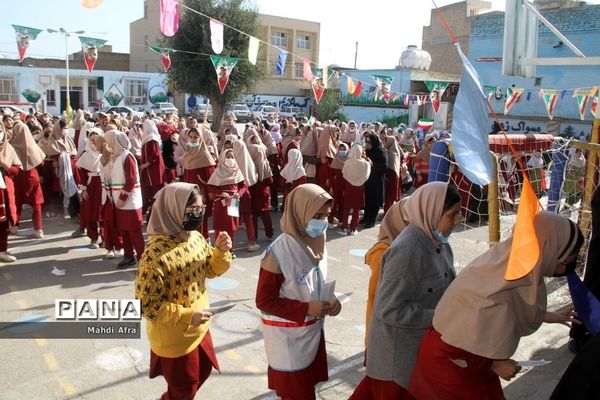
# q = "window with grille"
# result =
<box><xmin>296</xmin><ymin>35</ymin><xmax>310</xmax><ymax>49</ymax></box>
<box><xmin>47</xmin><ymin>89</ymin><xmax>56</xmax><ymax>106</ymax></box>
<box><xmin>124</xmin><ymin>78</ymin><xmax>148</xmax><ymax>106</ymax></box>
<box><xmin>271</xmin><ymin>32</ymin><xmax>287</xmax><ymax>47</ymax></box>
<box><xmin>294</xmin><ymin>63</ymin><xmax>304</xmax><ymax>79</ymax></box>
<box><xmin>0</xmin><ymin>76</ymin><xmax>18</xmax><ymax>102</ymax></box>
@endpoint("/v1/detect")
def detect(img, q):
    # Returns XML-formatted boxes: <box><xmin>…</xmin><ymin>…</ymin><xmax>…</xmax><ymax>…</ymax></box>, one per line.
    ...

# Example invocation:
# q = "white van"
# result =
<box><xmin>150</xmin><ymin>102</ymin><xmax>178</xmax><ymax>115</ymax></box>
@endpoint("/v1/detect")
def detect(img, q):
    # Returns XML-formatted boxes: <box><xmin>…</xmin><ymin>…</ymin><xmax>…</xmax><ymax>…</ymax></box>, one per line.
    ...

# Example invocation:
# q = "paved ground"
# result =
<box><xmin>0</xmin><ymin>199</ymin><xmax>578</xmax><ymax>400</ymax></box>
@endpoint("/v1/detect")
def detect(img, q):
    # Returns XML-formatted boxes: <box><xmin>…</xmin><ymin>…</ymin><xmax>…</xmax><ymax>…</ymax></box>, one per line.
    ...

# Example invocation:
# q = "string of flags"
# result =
<box><xmin>7</xmin><ymin>1</ymin><xmax>600</xmax><ymax>119</ymax></box>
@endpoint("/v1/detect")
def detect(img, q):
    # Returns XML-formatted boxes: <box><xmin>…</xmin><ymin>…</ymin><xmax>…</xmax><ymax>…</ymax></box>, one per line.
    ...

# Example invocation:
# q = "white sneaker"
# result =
<box><xmin>90</xmin><ymin>241</ymin><xmax>99</xmax><ymax>249</ymax></box>
<box><xmin>349</xmin><ymin>230</ymin><xmax>358</xmax><ymax>236</ymax></box>
<box><xmin>336</xmin><ymin>228</ymin><xmax>348</xmax><ymax>235</ymax></box>
<box><xmin>33</xmin><ymin>229</ymin><xmax>44</xmax><ymax>239</ymax></box>
<box><xmin>106</xmin><ymin>250</ymin><xmax>115</xmax><ymax>259</ymax></box>
<box><xmin>9</xmin><ymin>226</ymin><xmax>18</xmax><ymax>235</ymax></box>
<box><xmin>0</xmin><ymin>251</ymin><xmax>16</xmax><ymax>262</ymax></box>
<box><xmin>115</xmin><ymin>249</ymin><xmax>124</xmax><ymax>258</ymax></box>
<box><xmin>247</xmin><ymin>243</ymin><xmax>261</xmax><ymax>252</ymax></box>
<box><xmin>328</xmin><ymin>223</ymin><xmax>336</xmax><ymax>229</ymax></box>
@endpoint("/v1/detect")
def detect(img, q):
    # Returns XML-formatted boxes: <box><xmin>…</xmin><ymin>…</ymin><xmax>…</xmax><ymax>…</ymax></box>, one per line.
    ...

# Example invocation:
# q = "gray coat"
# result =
<box><xmin>366</xmin><ymin>224</ymin><xmax>455</xmax><ymax>387</ymax></box>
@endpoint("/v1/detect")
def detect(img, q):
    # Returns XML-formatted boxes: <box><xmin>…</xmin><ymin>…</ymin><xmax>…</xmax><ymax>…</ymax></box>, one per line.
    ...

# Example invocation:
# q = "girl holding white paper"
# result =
<box><xmin>256</xmin><ymin>183</ymin><xmax>341</xmax><ymax>399</ymax></box>
<box><xmin>207</xmin><ymin>149</ymin><xmax>248</xmax><ymax>249</ymax></box>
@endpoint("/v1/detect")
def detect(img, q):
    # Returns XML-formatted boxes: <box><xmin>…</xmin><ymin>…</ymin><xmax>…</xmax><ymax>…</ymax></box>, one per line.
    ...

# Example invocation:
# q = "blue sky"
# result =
<box><xmin>0</xmin><ymin>0</ymin><xmax>594</xmax><ymax>69</ymax></box>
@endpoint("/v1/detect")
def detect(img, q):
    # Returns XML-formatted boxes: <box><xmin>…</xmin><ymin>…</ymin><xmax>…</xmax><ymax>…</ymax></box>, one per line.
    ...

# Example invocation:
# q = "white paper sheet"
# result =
<box><xmin>516</xmin><ymin>359</ymin><xmax>552</xmax><ymax>368</ymax></box>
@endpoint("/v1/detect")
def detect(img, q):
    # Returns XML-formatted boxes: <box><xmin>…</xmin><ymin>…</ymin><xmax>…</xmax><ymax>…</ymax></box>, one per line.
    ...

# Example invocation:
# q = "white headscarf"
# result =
<box><xmin>280</xmin><ymin>148</ymin><xmax>306</xmax><ymax>183</ymax></box>
<box><xmin>142</xmin><ymin>119</ymin><xmax>161</xmax><ymax>147</ymax></box>
<box><xmin>207</xmin><ymin>149</ymin><xmax>245</xmax><ymax>186</ymax></box>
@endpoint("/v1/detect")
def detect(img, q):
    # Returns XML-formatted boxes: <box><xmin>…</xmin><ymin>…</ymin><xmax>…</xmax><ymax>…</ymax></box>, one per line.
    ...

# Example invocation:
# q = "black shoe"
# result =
<box><xmin>71</xmin><ymin>227</ymin><xmax>86</xmax><ymax>238</ymax></box>
<box><xmin>363</xmin><ymin>222</ymin><xmax>375</xmax><ymax>229</ymax></box>
<box><xmin>568</xmin><ymin>338</ymin><xmax>582</xmax><ymax>354</ymax></box>
<box><xmin>117</xmin><ymin>258</ymin><xmax>137</xmax><ymax>269</ymax></box>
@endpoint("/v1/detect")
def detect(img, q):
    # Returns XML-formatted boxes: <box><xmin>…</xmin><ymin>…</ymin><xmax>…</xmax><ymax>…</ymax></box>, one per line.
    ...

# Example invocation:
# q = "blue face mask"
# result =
<box><xmin>188</xmin><ymin>142</ymin><xmax>200</xmax><ymax>148</ymax></box>
<box><xmin>433</xmin><ymin>229</ymin><xmax>450</xmax><ymax>244</ymax></box>
<box><xmin>305</xmin><ymin>218</ymin><xmax>328</xmax><ymax>238</ymax></box>
<box><xmin>338</xmin><ymin>150</ymin><xmax>348</xmax><ymax>158</ymax></box>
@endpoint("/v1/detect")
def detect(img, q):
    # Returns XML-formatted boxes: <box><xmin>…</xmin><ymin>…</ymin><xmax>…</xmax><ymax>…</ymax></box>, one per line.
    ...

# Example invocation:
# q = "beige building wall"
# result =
<box><xmin>421</xmin><ymin>0</ymin><xmax>490</xmax><ymax>75</ymax></box>
<box><xmin>129</xmin><ymin>2</ymin><xmax>320</xmax><ymax>97</ymax></box>
<box><xmin>130</xmin><ymin>0</ymin><xmax>163</xmax><ymax>73</ymax></box>
<box><xmin>255</xmin><ymin>14</ymin><xmax>320</xmax><ymax>96</ymax></box>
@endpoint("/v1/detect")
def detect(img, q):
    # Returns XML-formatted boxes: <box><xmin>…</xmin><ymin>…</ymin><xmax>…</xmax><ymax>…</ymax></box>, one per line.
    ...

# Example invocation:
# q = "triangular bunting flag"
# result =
<box><xmin>567</xmin><ymin>271</ymin><xmax>600</xmax><ymax>335</ymax></box>
<box><xmin>79</xmin><ymin>36</ymin><xmax>108</xmax><ymax>73</ymax></box>
<box><xmin>425</xmin><ymin>81</ymin><xmax>450</xmax><ymax>114</ymax></box>
<box><xmin>574</xmin><ymin>89</ymin><xmax>590</xmax><ymax>121</ymax></box>
<box><xmin>371</xmin><ymin>75</ymin><xmax>393</xmax><ymax>103</ymax></box>
<box><xmin>505</xmin><ymin>176</ymin><xmax>541</xmax><ymax>280</ymax></box>
<box><xmin>592</xmin><ymin>96</ymin><xmax>599</xmax><ymax>119</ymax></box>
<box><xmin>484</xmin><ymin>85</ymin><xmax>497</xmax><ymax>100</ymax></box>
<box><xmin>276</xmin><ymin>50</ymin><xmax>287</xmax><ymax>76</ymax></box>
<box><xmin>391</xmin><ymin>93</ymin><xmax>401</xmax><ymax>102</ymax></box>
<box><xmin>148</xmin><ymin>46</ymin><xmax>173</xmax><ymax>72</ymax></box>
<box><xmin>322</xmin><ymin>67</ymin><xmax>329</xmax><ymax>88</ymax></box>
<box><xmin>12</xmin><ymin>25</ymin><xmax>42</xmax><ymax>62</ymax></box>
<box><xmin>540</xmin><ymin>89</ymin><xmax>559</xmax><ymax>120</ymax></box>
<box><xmin>210</xmin><ymin>55</ymin><xmax>239</xmax><ymax>94</ymax></box>
<box><xmin>347</xmin><ymin>77</ymin><xmax>356</xmax><ymax>95</ymax></box>
<box><xmin>160</xmin><ymin>0</ymin><xmax>180</xmax><ymax>37</ymax></box>
<box><xmin>248</xmin><ymin>36</ymin><xmax>259</xmax><ymax>65</ymax></box>
<box><xmin>403</xmin><ymin>93</ymin><xmax>409</xmax><ymax>106</ymax></box>
<box><xmin>310</xmin><ymin>67</ymin><xmax>326</xmax><ymax>104</ymax></box>
<box><xmin>504</xmin><ymin>87</ymin><xmax>523</xmax><ymax>115</ymax></box>
<box><xmin>210</xmin><ymin>19</ymin><xmax>224</xmax><ymax>54</ymax></box>
<box><xmin>353</xmin><ymin>80</ymin><xmax>362</xmax><ymax>97</ymax></box>
<box><xmin>303</xmin><ymin>60</ymin><xmax>313</xmax><ymax>82</ymax></box>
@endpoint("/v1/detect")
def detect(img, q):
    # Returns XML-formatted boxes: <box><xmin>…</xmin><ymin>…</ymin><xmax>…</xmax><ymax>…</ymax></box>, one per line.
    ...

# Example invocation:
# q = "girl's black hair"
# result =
<box><xmin>186</xmin><ymin>187</ymin><xmax>202</xmax><ymax>207</ymax></box>
<box><xmin>443</xmin><ymin>184</ymin><xmax>462</xmax><ymax>213</ymax></box>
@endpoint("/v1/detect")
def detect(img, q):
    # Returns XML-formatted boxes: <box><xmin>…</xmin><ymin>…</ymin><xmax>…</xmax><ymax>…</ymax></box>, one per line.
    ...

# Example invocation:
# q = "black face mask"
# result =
<box><xmin>182</xmin><ymin>212</ymin><xmax>204</xmax><ymax>231</ymax></box>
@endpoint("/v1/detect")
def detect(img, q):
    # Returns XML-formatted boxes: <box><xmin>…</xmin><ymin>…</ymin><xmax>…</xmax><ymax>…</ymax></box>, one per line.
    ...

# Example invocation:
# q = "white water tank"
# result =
<box><xmin>399</xmin><ymin>45</ymin><xmax>431</xmax><ymax>70</ymax></box>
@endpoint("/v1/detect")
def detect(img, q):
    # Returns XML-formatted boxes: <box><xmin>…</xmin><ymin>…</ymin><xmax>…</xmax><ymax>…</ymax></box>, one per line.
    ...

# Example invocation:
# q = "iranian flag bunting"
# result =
<box><xmin>504</xmin><ymin>87</ymin><xmax>523</xmax><ymax>115</ymax></box>
<box><xmin>540</xmin><ymin>89</ymin><xmax>558</xmax><ymax>120</ymax></box>
<box><xmin>12</xmin><ymin>25</ymin><xmax>42</xmax><ymax>62</ymax></box>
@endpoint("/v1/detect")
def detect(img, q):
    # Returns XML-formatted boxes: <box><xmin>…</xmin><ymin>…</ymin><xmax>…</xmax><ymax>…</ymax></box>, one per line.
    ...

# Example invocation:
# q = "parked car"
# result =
<box><xmin>0</xmin><ymin>105</ymin><xmax>28</xmax><ymax>120</ymax></box>
<box><xmin>149</xmin><ymin>102</ymin><xmax>178</xmax><ymax>115</ymax></box>
<box><xmin>226</xmin><ymin>104</ymin><xmax>252</xmax><ymax>122</ymax></box>
<box><xmin>102</xmin><ymin>106</ymin><xmax>145</xmax><ymax>118</ymax></box>
<box><xmin>251</xmin><ymin>105</ymin><xmax>277</xmax><ymax>121</ymax></box>
<box><xmin>279</xmin><ymin>106</ymin><xmax>306</xmax><ymax>120</ymax></box>
<box><xmin>191</xmin><ymin>104</ymin><xmax>213</xmax><ymax>122</ymax></box>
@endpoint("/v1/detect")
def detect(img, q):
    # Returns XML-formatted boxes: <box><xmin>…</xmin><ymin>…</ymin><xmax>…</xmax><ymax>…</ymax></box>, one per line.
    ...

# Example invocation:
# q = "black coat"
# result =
<box><xmin>365</xmin><ymin>134</ymin><xmax>387</xmax><ymax>208</ymax></box>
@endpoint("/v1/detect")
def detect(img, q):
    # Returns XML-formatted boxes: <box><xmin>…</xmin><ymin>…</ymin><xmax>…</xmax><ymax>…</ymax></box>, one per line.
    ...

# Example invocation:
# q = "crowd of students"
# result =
<box><xmin>0</xmin><ymin>107</ymin><xmax>438</xmax><ymax>265</ymax></box>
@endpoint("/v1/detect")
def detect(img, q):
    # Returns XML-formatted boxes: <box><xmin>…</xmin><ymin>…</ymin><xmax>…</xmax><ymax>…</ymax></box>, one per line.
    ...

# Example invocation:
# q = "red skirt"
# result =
<box><xmin>268</xmin><ymin>334</ymin><xmax>328</xmax><ymax>399</ymax></box>
<box><xmin>250</xmin><ymin>178</ymin><xmax>272</xmax><ymax>212</ymax></box>
<box><xmin>408</xmin><ymin>327</ymin><xmax>503</xmax><ymax>400</ymax></box>
<box><xmin>350</xmin><ymin>375</ymin><xmax>415</xmax><ymax>400</ymax></box>
<box><xmin>150</xmin><ymin>331</ymin><xmax>220</xmax><ymax>400</ymax></box>
<box><xmin>15</xmin><ymin>168</ymin><xmax>44</xmax><ymax>207</ymax></box>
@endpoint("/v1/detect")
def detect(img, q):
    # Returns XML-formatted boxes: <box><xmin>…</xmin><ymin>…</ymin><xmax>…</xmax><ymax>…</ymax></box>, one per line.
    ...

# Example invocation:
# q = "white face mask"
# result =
<box><xmin>0</xmin><ymin>132</ymin><xmax>4</xmax><ymax>142</ymax></box>
<box><xmin>223</xmin><ymin>158</ymin><xmax>236</xmax><ymax>168</ymax></box>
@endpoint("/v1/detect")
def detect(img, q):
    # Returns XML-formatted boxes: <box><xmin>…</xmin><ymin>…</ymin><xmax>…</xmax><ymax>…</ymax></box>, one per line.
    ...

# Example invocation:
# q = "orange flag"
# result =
<box><xmin>347</xmin><ymin>77</ymin><xmax>356</xmax><ymax>95</ymax></box>
<box><xmin>505</xmin><ymin>176</ymin><xmax>541</xmax><ymax>280</ymax></box>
